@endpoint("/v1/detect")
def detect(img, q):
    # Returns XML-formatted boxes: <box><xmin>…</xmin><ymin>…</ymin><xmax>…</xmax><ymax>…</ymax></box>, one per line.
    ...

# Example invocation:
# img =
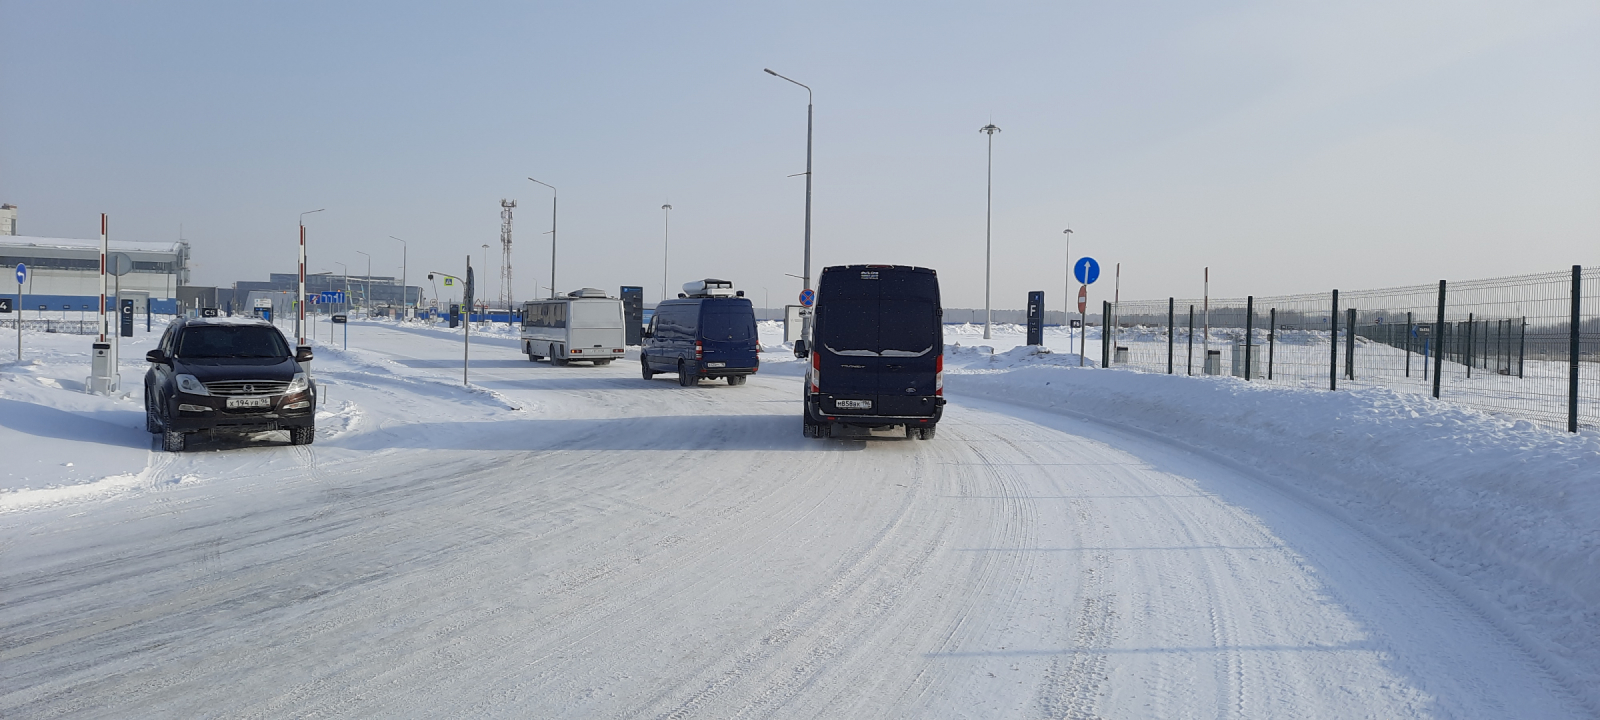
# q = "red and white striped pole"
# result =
<box><xmin>298</xmin><ymin>223</ymin><xmax>307</xmax><ymax>345</ymax></box>
<box><xmin>98</xmin><ymin>213</ymin><xmax>108</xmax><ymax>343</ymax></box>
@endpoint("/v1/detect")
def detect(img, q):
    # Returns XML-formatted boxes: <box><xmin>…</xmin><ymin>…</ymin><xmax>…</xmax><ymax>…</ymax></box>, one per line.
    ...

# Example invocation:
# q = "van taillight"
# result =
<box><xmin>935</xmin><ymin>354</ymin><xmax>943</xmax><ymax>396</ymax></box>
<box><xmin>810</xmin><ymin>350</ymin><xmax>820</xmax><ymax>393</ymax></box>
<box><xmin>696</xmin><ymin>341</ymin><xmax>702</xmax><ymax>360</ymax></box>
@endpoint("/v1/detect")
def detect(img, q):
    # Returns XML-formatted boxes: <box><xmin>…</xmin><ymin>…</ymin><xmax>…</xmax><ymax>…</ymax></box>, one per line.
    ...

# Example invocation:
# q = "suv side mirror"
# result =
<box><xmin>145</xmin><ymin>349</ymin><xmax>169</xmax><ymax>364</ymax></box>
<box><xmin>295</xmin><ymin>346</ymin><xmax>314</xmax><ymax>363</ymax></box>
<box><xmin>793</xmin><ymin>339</ymin><xmax>809</xmax><ymax>358</ymax></box>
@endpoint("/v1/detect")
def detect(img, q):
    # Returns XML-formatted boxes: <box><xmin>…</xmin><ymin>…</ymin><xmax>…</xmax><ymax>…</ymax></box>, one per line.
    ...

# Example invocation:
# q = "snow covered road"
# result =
<box><xmin>1</xmin><ymin>321</ymin><xmax>1590</xmax><ymax>718</ymax></box>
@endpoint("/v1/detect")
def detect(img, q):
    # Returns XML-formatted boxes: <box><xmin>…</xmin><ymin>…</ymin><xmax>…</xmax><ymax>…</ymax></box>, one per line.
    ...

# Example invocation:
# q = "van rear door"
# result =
<box><xmin>699</xmin><ymin>300</ymin><xmax>758</xmax><ymax>369</ymax></box>
<box><xmin>875</xmin><ymin>270</ymin><xmax>941</xmax><ymax>416</ymax></box>
<box><xmin>815</xmin><ymin>270</ymin><xmax>882</xmax><ymax>409</ymax></box>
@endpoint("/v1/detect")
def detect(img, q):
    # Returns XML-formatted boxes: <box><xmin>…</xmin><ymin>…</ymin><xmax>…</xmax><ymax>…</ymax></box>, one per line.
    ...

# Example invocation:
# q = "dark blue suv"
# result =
<box><xmin>642</xmin><ymin>280</ymin><xmax>760</xmax><ymax>387</ymax></box>
<box><xmin>798</xmin><ymin>265</ymin><xmax>944</xmax><ymax>439</ymax></box>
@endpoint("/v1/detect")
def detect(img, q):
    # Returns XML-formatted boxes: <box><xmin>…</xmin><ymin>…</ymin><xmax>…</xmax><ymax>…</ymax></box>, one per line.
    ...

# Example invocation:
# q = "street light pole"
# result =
<box><xmin>661</xmin><ymin>204</ymin><xmax>672</xmax><ymax>302</ymax></box>
<box><xmin>297</xmin><ymin>209</ymin><xmax>324</xmax><ymax>345</ymax></box>
<box><xmin>389</xmin><ymin>236</ymin><xmax>407</xmax><ymax>317</ymax></box>
<box><xmin>980</xmin><ymin>124</ymin><xmax>1001</xmax><ymax>340</ymax></box>
<box><xmin>764</xmin><ymin>68</ymin><xmax>812</xmax><ymax>293</ymax></box>
<box><xmin>528</xmin><ymin>178</ymin><xmax>557</xmax><ymax>298</ymax></box>
<box><xmin>334</xmin><ymin>261</ymin><xmax>347</xmax><ymax>343</ymax></box>
<box><xmin>356</xmin><ymin>250</ymin><xmax>371</xmax><ymax>312</ymax></box>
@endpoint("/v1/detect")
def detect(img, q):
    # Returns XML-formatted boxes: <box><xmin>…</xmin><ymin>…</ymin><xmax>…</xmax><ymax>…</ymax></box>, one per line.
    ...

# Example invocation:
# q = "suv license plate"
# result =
<box><xmin>227</xmin><ymin>397</ymin><xmax>271</xmax><ymax>409</ymax></box>
<box><xmin>836</xmin><ymin>399</ymin><xmax>872</xmax><ymax>410</ymax></box>
<box><xmin>706</xmin><ymin>362</ymin><xmax>726</xmax><ymax>367</ymax></box>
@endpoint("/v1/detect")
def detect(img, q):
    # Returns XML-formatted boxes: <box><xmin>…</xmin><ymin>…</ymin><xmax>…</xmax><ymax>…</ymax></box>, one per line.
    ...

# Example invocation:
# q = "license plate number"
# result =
<box><xmin>836</xmin><ymin>399</ymin><xmax>872</xmax><ymax>409</ymax></box>
<box><xmin>706</xmin><ymin>362</ymin><xmax>726</xmax><ymax>367</ymax></box>
<box><xmin>227</xmin><ymin>397</ymin><xmax>271</xmax><ymax>409</ymax></box>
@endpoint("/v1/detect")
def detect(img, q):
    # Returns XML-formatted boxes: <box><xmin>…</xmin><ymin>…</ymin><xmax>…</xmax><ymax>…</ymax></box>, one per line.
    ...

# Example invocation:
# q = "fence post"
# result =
<box><xmin>1518</xmin><ymin>316</ymin><xmax>1526</xmax><ymax>379</ymax></box>
<box><xmin>1268</xmin><ymin>307</ymin><xmax>1276</xmax><ymax>380</ymax></box>
<box><xmin>1433</xmin><ymin>280</ymin><xmax>1446</xmax><ymax>399</ymax></box>
<box><xmin>1405</xmin><ymin>311</ymin><xmax>1413</xmax><ymax>377</ymax></box>
<box><xmin>1167</xmin><ymin>297</ymin><xmax>1174</xmax><ymax>374</ymax></box>
<box><xmin>1465</xmin><ymin>312</ymin><xmax>1474</xmax><ymax>379</ymax></box>
<box><xmin>1187</xmin><ymin>305</ymin><xmax>1194</xmax><ymax>375</ymax></box>
<box><xmin>1102</xmin><ymin>300</ymin><xmax>1111</xmax><ymax>368</ymax></box>
<box><xmin>1330</xmin><ymin>290</ymin><xmax>1339</xmax><ymax>391</ymax></box>
<box><xmin>1571</xmin><ymin>265</ymin><xmax>1582</xmax><ymax>433</ymax></box>
<box><xmin>1244</xmin><ymin>296</ymin><xmax>1254</xmax><ymax>381</ymax></box>
<box><xmin>1345</xmin><ymin>307</ymin><xmax>1356</xmax><ymax>381</ymax></box>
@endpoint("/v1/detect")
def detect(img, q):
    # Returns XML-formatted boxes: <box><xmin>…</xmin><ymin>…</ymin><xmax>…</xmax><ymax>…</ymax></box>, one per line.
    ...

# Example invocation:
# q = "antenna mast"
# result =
<box><xmin>500</xmin><ymin>199</ymin><xmax>516</xmax><ymax>311</ymax></box>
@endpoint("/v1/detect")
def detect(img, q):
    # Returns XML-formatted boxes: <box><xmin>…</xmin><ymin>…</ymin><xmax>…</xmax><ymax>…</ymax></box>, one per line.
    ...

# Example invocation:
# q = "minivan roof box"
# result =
<box><xmin>566</xmin><ymin>287</ymin><xmax>609</xmax><ymax>298</ymax></box>
<box><xmin>682</xmin><ymin>279</ymin><xmax>735</xmax><ymax>298</ymax></box>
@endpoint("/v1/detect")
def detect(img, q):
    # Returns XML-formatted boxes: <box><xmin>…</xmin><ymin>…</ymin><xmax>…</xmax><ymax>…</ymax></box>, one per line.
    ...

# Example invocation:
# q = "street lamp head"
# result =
<box><xmin>662</xmin><ymin>204</ymin><xmax>672</xmax><ymax>211</ymax></box>
<box><xmin>980</xmin><ymin>124</ymin><xmax>1001</xmax><ymax>135</ymax></box>
<box><xmin>1063</xmin><ymin>228</ymin><xmax>1073</xmax><ymax>234</ymax></box>
<box><xmin>763</xmin><ymin>68</ymin><xmax>777</xmax><ymax>76</ymax></box>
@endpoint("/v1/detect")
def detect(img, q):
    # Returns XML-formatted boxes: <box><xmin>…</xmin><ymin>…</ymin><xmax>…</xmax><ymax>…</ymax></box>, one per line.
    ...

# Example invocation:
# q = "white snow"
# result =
<box><xmin>0</xmin><ymin>315</ymin><xmax>1595</xmax><ymax>717</ymax></box>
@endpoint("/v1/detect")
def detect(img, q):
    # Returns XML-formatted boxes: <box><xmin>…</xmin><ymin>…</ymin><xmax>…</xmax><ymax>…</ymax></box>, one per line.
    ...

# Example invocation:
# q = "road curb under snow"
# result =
<box><xmin>942</xmin><ymin>344</ymin><xmax>1600</xmax><ymax>710</ymax></box>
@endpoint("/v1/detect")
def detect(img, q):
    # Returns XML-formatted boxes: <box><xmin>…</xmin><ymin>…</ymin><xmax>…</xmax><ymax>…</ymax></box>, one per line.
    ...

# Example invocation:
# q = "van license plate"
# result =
<box><xmin>227</xmin><ymin>397</ymin><xmax>271</xmax><ymax>409</ymax></box>
<box><xmin>706</xmin><ymin>362</ymin><xmax>726</xmax><ymax>367</ymax></box>
<box><xmin>836</xmin><ymin>399</ymin><xmax>872</xmax><ymax>409</ymax></box>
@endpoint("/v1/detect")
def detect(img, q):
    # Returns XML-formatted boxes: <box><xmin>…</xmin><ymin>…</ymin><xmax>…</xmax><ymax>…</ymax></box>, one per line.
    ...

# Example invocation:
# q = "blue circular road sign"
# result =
<box><xmin>15</xmin><ymin>263</ymin><xmax>26</xmax><ymax>285</ymax></box>
<box><xmin>1073</xmin><ymin>257</ymin><xmax>1100</xmax><ymax>285</ymax></box>
<box><xmin>798</xmin><ymin>288</ymin><xmax>816</xmax><ymax>307</ymax></box>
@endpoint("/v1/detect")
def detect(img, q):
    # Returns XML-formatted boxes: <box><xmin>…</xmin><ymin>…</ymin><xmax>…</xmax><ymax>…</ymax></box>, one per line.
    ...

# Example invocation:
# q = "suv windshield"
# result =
<box><xmin>177</xmin><ymin>326</ymin><xmax>292</xmax><ymax>359</ymax></box>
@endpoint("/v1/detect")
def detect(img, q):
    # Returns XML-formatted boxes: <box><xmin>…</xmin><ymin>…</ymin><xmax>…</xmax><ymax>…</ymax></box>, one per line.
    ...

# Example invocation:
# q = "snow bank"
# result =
<box><xmin>945</xmin><ymin>345</ymin><xmax>1600</xmax><ymax>695</ymax></box>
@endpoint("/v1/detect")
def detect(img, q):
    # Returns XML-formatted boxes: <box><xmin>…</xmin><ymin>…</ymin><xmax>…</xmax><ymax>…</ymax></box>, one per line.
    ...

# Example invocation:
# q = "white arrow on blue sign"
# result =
<box><xmin>15</xmin><ymin>263</ymin><xmax>26</xmax><ymax>285</ymax></box>
<box><xmin>1073</xmin><ymin>257</ymin><xmax>1100</xmax><ymax>285</ymax></box>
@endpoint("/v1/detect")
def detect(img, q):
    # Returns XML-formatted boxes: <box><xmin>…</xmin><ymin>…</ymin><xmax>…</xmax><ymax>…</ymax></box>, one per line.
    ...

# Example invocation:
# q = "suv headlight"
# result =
<box><xmin>285</xmin><ymin>372</ymin><xmax>310</xmax><ymax>394</ymax></box>
<box><xmin>175</xmin><ymin>374</ymin><xmax>210</xmax><ymax>396</ymax></box>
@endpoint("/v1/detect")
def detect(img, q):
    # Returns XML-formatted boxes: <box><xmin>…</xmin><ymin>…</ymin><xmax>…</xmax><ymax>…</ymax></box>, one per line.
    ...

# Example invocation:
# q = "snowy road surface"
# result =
<box><xmin>1</xmin><ymin>320</ymin><xmax>1589</xmax><ymax>718</ymax></box>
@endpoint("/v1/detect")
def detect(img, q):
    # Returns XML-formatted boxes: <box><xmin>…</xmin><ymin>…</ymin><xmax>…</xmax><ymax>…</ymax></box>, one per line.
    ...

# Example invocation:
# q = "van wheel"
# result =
<box><xmin>641</xmin><ymin>356</ymin><xmax>655</xmax><ymax>379</ymax></box>
<box><xmin>552</xmin><ymin>356</ymin><xmax>569</xmax><ymax>367</ymax></box>
<box><xmin>728</xmin><ymin>375</ymin><xmax>746</xmax><ymax>386</ymax></box>
<box><xmin>918</xmin><ymin>426</ymin><xmax>937</xmax><ymax>440</ymax></box>
<box><xmin>162</xmin><ymin>429</ymin><xmax>187</xmax><ymax>452</ymax></box>
<box><xmin>289</xmin><ymin>425</ymin><xmax>315</xmax><ymax>445</ymax></box>
<box><xmin>677</xmin><ymin>361</ymin><xmax>697</xmax><ymax>387</ymax></box>
<box><xmin>803</xmin><ymin>419</ymin><xmax>819</xmax><ymax>438</ymax></box>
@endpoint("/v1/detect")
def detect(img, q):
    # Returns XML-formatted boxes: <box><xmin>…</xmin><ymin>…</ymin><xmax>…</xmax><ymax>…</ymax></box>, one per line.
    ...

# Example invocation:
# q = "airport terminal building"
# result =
<box><xmin>2</xmin><ymin>235</ymin><xmax>189</xmax><ymax>316</ymax></box>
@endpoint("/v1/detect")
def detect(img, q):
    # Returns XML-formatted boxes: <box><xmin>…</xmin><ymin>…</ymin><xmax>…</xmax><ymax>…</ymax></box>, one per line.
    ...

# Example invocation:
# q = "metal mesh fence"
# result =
<box><xmin>1097</xmin><ymin>266</ymin><xmax>1598</xmax><ymax>431</ymax></box>
<box><xmin>0</xmin><ymin>319</ymin><xmax>101</xmax><ymax>335</ymax></box>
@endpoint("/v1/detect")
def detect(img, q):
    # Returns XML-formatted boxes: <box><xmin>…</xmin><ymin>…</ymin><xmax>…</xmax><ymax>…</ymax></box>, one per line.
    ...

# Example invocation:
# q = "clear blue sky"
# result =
<box><xmin>3</xmin><ymin>0</ymin><xmax>1597</xmax><ymax>310</ymax></box>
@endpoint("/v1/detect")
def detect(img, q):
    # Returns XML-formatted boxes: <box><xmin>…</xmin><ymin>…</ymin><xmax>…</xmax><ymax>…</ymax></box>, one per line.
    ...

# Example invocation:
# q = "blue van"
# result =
<box><xmin>642</xmin><ymin>279</ymin><xmax>760</xmax><ymax>387</ymax></box>
<box><xmin>797</xmin><ymin>265</ymin><xmax>944</xmax><ymax>439</ymax></box>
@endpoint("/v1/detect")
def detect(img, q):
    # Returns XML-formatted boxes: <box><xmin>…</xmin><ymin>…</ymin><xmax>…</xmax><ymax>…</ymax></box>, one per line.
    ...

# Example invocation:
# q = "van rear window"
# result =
<box><xmin>702</xmin><ymin>310</ymin><xmax>755</xmax><ymax>341</ymax></box>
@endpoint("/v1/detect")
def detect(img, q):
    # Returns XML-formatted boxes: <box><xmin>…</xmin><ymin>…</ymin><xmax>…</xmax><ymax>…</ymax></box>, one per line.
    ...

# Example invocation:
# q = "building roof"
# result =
<box><xmin>0</xmin><ymin>235</ymin><xmax>186</xmax><ymax>255</ymax></box>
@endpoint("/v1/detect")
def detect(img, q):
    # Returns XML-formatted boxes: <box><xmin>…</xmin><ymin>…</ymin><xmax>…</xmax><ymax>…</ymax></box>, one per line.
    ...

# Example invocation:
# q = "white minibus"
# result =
<box><xmin>521</xmin><ymin>288</ymin><xmax>627</xmax><ymax>366</ymax></box>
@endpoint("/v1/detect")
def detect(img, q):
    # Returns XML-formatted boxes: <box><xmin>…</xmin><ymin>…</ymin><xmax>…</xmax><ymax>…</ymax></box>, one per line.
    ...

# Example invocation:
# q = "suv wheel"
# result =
<box><xmin>289</xmin><ymin>425</ymin><xmax>315</xmax><ymax>445</ymax></box>
<box><xmin>677</xmin><ymin>361</ymin><xmax>697</xmax><ymax>387</ymax></box>
<box><xmin>918</xmin><ymin>426</ymin><xmax>937</xmax><ymax>440</ymax></box>
<box><xmin>145</xmin><ymin>391</ymin><xmax>162</xmax><ymax>434</ymax></box>
<box><xmin>162</xmin><ymin>429</ymin><xmax>187</xmax><ymax>452</ymax></box>
<box><xmin>641</xmin><ymin>356</ymin><xmax>655</xmax><ymax>379</ymax></box>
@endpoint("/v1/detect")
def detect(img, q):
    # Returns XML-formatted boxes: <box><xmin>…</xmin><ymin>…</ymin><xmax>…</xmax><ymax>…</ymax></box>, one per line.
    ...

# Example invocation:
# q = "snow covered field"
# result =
<box><xmin>2</xmin><ymin>317</ymin><xmax>1597</xmax><ymax>717</ymax></box>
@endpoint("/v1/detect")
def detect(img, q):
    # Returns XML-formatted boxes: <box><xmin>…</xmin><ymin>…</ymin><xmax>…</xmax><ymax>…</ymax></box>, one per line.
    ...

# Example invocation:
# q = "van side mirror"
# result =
<box><xmin>793</xmin><ymin>339</ymin><xmax>809</xmax><ymax>358</ymax></box>
<box><xmin>642</xmin><ymin>328</ymin><xmax>653</xmax><ymax>339</ymax></box>
<box><xmin>145</xmin><ymin>349</ymin><xmax>169</xmax><ymax>364</ymax></box>
<box><xmin>295</xmin><ymin>346</ymin><xmax>315</xmax><ymax>363</ymax></box>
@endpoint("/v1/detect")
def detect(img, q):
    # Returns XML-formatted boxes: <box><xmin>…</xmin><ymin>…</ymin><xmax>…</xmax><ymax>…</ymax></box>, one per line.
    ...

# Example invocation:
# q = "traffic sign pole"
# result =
<box><xmin>15</xmin><ymin>263</ymin><xmax>25</xmax><ymax>362</ymax></box>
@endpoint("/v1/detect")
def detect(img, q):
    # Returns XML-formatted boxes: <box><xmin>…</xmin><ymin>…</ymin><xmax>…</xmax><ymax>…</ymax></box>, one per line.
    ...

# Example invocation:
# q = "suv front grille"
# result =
<box><xmin>205</xmin><ymin>380</ymin><xmax>290</xmax><ymax>396</ymax></box>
